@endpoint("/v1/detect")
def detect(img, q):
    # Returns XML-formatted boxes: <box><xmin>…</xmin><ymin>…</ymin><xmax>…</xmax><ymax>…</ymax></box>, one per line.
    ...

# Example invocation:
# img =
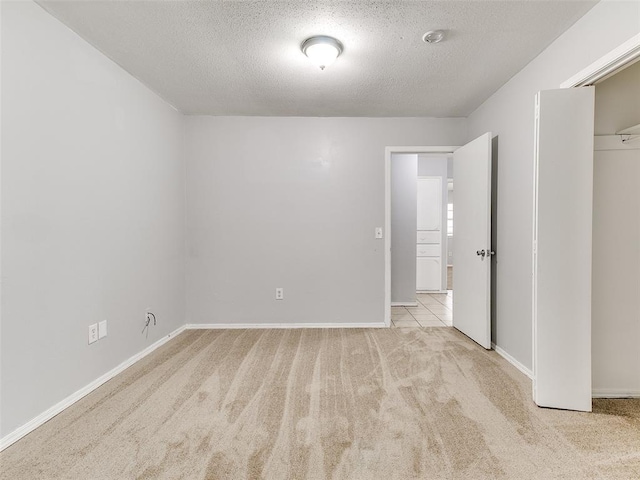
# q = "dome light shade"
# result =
<box><xmin>301</xmin><ymin>36</ymin><xmax>343</xmax><ymax>70</ymax></box>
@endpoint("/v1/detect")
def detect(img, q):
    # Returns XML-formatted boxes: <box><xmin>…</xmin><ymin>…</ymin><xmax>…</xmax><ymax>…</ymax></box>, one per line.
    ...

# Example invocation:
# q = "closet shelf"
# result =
<box><xmin>615</xmin><ymin>123</ymin><xmax>640</xmax><ymax>144</ymax></box>
<box><xmin>616</xmin><ymin>123</ymin><xmax>640</xmax><ymax>136</ymax></box>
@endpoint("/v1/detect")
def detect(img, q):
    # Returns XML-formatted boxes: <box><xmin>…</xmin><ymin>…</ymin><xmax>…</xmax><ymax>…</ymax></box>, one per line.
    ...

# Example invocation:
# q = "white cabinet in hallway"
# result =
<box><xmin>417</xmin><ymin>257</ymin><xmax>441</xmax><ymax>290</ymax></box>
<box><xmin>416</xmin><ymin>177</ymin><xmax>442</xmax><ymax>291</ymax></box>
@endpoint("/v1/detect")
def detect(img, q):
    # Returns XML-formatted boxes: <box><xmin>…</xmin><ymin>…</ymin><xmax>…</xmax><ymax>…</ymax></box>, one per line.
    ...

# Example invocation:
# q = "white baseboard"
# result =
<box><xmin>0</xmin><ymin>325</ymin><xmax>186</xmax><ymax>452</ymax></box>
<box><xmin>592</xmin><ymin>389</ymin><xmax>640</xmax><ymax>398</ymax></box>
<box><xmin>186</xmin><ymin>322</ymin><xmax>387</xmax><ymax>330</ymax></box>
<box><xmin>491</xmin><ymin>343</ymin><xmax>533</xmax><ymax>379</ymax></box>
<box><xmin>391</xmin><ymin>302</ymin><xmax>419</xmax><ymax>307</ymax></box>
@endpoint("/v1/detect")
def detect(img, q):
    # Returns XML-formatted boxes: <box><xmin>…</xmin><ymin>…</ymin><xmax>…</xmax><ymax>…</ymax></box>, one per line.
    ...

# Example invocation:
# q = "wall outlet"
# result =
<box><xmin>275</xmin><ymin>288</ymin><xmax>284</xmax><ymax>300</ymax></box>
<box><xmin>88</xmin><ymin>324</ymin><xmax>98</xmax><ymax>344</ymax></box>
<box><xmin>98</xmin><ymin>320</ymin><xmax>107</xmax><ymax>339</ymax></box>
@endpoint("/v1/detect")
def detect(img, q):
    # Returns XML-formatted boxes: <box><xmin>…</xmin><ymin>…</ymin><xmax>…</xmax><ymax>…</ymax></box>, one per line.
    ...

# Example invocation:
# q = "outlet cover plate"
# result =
<box><xmin>88</xmin><ymin>324</ymin><xmax>98</xmax><ymax>344</ymax></box>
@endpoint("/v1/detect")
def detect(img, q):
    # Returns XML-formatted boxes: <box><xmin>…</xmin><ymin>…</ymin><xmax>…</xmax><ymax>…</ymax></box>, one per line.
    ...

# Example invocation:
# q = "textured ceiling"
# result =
<box><xmin>37</xmin><ymin>0</ymin><xmax>597</xmax><ymax>117</ymax></box>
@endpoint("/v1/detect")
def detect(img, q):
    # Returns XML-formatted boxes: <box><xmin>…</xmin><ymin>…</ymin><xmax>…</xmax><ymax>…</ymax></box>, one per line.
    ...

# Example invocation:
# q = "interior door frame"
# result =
<box><xmin>384</xmin><ymin>146</ymin><xmax>458</xmax><ymax>327</ymax></box>
<box><xmin>532</xmin><ymin>32</ymin><xmax>640</xmax><ymax>399</ymax></box>
<box><xmin>560</xmin><ymin>33</ymin><xmax>640</xmax><ymax>88</ymax></box>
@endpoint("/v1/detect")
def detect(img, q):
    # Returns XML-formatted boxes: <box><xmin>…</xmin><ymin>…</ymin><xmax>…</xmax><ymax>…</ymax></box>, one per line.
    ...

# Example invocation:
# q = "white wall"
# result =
<box><xmin>391</xmin><ymin>154</ymin><xmax>417</xmax><ymax>304</ymax></box>
<box><xmin>1</xmin><ymin>1</ymin><xmax>185</xmax><ymax>438</ymax></box>
<box><xmin>466</xmin><ymin>0</ymin><xmax>640</xmax><ymax>370</ymax></box>
<box><xmin>592</xmin><ymin>60</ymin><xmax>640</xmax><ymax>396</ymax></box>
<box><xmin>185</xmin><ymin>117</ymin><xmax>466</xmax><ymax>325</ymax></box>
<box><xmin>592</xmin><ymin>148</ymin><xmax>640</xmax><ymax>395</ymax></box>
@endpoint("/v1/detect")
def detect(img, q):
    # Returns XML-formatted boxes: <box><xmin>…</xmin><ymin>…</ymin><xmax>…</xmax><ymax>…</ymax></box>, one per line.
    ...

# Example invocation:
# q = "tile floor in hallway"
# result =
<box><xmin>391</xmin><ymin>291</ymin><xmax>452</xmax><ymax>328</ymax></box>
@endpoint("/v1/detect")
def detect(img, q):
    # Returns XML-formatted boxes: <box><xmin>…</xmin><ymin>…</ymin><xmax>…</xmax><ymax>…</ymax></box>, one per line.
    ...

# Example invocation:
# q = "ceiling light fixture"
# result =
<box><xmin>301</xmin><ymin>36</ymin><xmax>343</xmax><ymax>70</ymax></box>
<box><xmin>422</xmin><ymin>30</ymin><xmax>445</xmax><ymax>44</ymax></box>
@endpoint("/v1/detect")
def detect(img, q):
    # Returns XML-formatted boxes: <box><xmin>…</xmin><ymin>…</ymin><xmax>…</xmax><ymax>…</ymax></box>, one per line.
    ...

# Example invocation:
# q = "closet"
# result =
<box><xmin>532</xmin><ymin>57</ymin><xmax>640</xmax><ymax>411</ymax></box>
<box><xmin>591</xmin><ymin>60</ymin><xmax>640</xmax><ymax>398</ymax></box>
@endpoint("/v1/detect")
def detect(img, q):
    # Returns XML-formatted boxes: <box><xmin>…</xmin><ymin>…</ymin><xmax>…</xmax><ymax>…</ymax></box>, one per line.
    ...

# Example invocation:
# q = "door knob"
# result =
<box><xmin>476</xmin><ymin>249</ymin><xmax>486</xmax><ymax>257</ymax></box>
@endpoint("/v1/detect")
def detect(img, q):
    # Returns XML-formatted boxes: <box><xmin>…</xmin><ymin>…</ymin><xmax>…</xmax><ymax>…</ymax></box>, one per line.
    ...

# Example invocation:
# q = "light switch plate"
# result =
<box><xmin>98</xmin><ymin>320</ymin><xmax>107</xmax><ymax>339</ymax></box>
<box><xmin>375</xmin><ymin>227</ymin><xmax>383</xmax><ymax>239</ymax></box>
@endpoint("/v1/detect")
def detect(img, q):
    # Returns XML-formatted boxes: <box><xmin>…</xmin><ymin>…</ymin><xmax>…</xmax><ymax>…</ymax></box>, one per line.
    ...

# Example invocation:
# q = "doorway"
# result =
<box><xmin>389</xmin><ymin>152</ymin><xmax>452</xmax><ymax>328</ymax></box>
<box><xmin>385</xmin><ymin>135</ymin><xmax>494</xmax><ymax>350</ymax></box>
<box><xmin>385</xmin><ymin>147</ymin><xmax>454</xmax><ymax>329</ymax></box>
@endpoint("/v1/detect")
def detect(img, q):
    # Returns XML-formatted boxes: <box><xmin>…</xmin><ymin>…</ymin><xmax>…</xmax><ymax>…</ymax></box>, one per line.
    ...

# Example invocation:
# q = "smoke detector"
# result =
<box><xmin>422</xmin><ymin>30</ymin><xmax>446</xmax><ymax>44</ymax></box>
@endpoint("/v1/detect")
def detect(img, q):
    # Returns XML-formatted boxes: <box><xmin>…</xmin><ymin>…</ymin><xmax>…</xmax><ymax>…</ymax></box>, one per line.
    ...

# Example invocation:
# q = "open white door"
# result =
<box><xmin>453</xmin><ymin>133</ymin><xmax>492</xmax><ymax>349</ymax></box>
<box><xmin>533</xmin><ymin>87</ymin><xmax>594</xmax><ymax>412</ymax></box>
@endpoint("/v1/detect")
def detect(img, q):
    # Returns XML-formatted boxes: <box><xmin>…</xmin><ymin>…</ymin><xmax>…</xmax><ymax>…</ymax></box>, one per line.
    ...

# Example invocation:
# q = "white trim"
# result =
<box><xmin>560</xmin><ymin>33</ymin><xmax>640</xmax><ymax>88</ymax></box>
<box><xmin>592</xmin><ymin>389</ymin><xmax>640</xmax><ymax>399</ymax></box>
<box><xmin>391</xmin><ymin>302</ymin><xmax>419</xmax><ymax>307</ymax></box>
<box><xmin>492</xmin><ymin>342</ymin><xmax>533</xmax><ymax>379</ymax></box>
<box><xmin>385</xmin><ymin>146</ymin><xmax>459</xmax><ymax>330</ymax></box>
<box><xmin>532</xmin><ymin>92</ymin><xmax>541</xmax><ymax>400</ymax></box>
<box><xmin>0</xmin><ymin>325</ymin><xmax>186</xmax><ymax>452</ymax></box>
<box><xmin>186</xmin><ymin>322</ymin><xmax>387</xmax><ymax>330</ymax></box>
<box><xmin>594</xmin><ymin>135</ymin><xmax>640</xmax><ymax>151</ymax></box>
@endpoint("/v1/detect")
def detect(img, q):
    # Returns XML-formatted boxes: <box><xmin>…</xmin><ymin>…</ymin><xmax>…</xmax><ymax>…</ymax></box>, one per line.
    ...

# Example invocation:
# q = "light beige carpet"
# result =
<box><xmin>1</xmin><ymin>328</ymin><xmax>639</xmax><ymax>479</ymax></box>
